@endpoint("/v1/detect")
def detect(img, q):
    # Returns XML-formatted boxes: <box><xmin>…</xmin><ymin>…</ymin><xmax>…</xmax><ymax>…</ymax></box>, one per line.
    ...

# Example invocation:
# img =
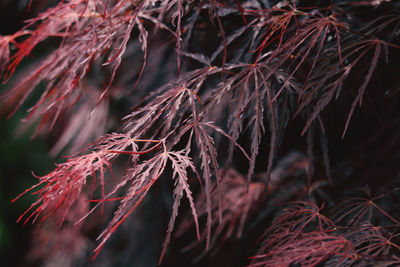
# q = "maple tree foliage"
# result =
<box><xmin>1</xmin><ymin>0</ymin><xmax>400</xmax><ymax>266</ymax></box>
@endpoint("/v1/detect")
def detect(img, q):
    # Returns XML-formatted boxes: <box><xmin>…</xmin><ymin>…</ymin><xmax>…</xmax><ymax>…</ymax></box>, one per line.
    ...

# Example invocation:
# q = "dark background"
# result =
<box><xmin>0</xmin><ymin>1</ymin><xmax>55</xmax><ymax>266</ymax></box>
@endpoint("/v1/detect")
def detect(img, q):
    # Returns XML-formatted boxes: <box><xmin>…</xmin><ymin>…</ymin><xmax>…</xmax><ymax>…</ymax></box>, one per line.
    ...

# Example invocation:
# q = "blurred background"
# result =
<box><xmin>0</xmin><ymin>1</ymin><xmax>54</xmax><ymax>266</ymax></box>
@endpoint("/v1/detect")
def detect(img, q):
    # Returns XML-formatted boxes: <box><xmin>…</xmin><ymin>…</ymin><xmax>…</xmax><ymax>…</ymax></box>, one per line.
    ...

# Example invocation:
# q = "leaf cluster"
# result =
<box><xmin>1</xmin><ymin>0</ymin><xmax>399</xmax><ymax>266</ymax></box>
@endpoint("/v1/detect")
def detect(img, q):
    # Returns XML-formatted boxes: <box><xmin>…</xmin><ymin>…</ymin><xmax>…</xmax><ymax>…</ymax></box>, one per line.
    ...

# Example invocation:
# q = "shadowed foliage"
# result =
<box><xmin>1</xmin><ymin>0</ymin><xmax>399</xmax><ymax>266</ymax></box>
